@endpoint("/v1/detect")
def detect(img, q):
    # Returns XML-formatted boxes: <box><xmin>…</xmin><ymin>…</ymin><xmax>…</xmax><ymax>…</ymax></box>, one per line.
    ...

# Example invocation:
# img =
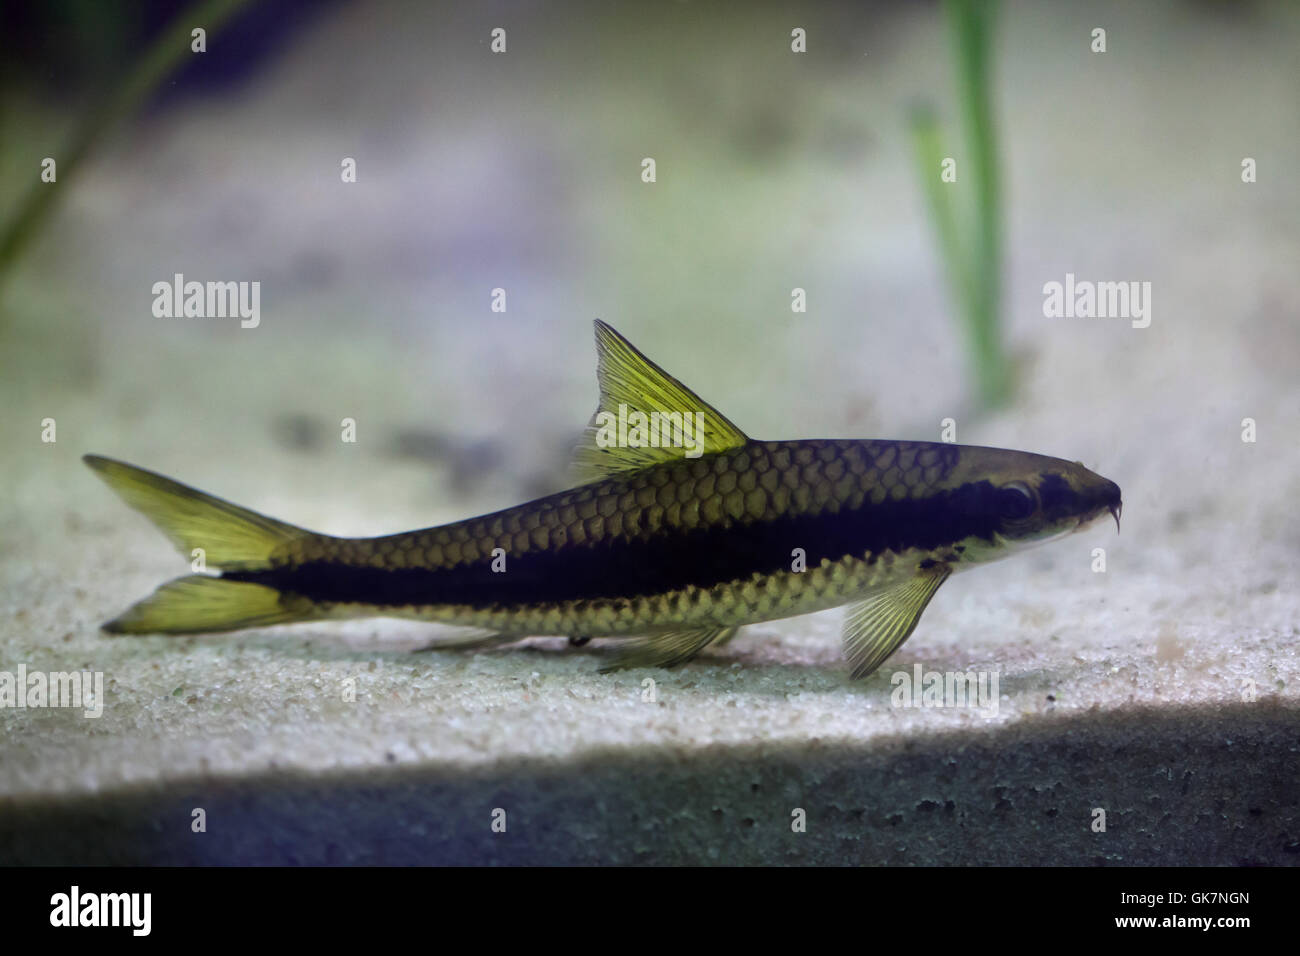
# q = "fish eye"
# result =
<box><xmin>997</xmin><ymin>481</ymin><xmax>1037</xmax><ymax>520</ymax></box>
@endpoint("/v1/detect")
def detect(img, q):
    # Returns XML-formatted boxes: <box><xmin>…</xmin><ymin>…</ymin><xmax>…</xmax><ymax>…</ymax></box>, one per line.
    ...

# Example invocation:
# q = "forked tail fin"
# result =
<box><xmin>99</xmin><ymin>575</ymin><xmax>309</xmax><ymax>634</ymax></box>
<box><xmin>83</xmin><ymin>455</ymin><xmax>324</xmax><ymax>634</ymax></box>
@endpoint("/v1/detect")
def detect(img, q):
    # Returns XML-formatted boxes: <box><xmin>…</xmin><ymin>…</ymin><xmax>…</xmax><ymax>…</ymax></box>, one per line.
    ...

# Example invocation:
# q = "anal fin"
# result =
<box><xmin>599</xmin><ymin>626</ymin><xmax>739</xmax><ymax>672</ymax></box>
<box><xmin>843</xmin><ymin>566</ymin><xmax>951</xmax><ymax>679</ymax></box>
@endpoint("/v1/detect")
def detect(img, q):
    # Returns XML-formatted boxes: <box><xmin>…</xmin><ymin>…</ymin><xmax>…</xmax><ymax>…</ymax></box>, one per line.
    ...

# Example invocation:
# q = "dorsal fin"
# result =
<box><xmin>572</xmin><ymin>320</ymin><xmax>749</xmax><ymax>482</ymax></box>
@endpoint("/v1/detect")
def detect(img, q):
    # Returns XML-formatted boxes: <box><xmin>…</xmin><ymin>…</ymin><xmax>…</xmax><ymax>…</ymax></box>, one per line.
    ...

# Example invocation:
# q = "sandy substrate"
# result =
<box><xmin>1</xmin><ymin>1</ymin><xmax>1297</xmax><ymax>864</ymax></box>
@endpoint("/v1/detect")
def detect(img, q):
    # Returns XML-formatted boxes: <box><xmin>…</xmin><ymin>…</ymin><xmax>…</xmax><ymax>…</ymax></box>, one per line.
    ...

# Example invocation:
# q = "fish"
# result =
<box><xmin>84</xmin><ymin>320</ymin><xmax>1122</xmax><ymax>679</ymax></box>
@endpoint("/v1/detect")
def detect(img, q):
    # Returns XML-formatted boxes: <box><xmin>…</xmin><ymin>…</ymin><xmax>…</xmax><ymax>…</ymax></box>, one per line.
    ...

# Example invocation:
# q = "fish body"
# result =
<box><xmin>86</xmin><ymin>321</ymin><xmax>1121</xmax><ymax>678</ymax></box>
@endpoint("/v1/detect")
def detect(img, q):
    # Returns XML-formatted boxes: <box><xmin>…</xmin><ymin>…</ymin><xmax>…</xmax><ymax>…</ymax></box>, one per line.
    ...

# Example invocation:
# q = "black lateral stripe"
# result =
<box><xmin>227</xmin><ymin>481</ymin><xmax>1005</xmax><ymax>609</ymax></box>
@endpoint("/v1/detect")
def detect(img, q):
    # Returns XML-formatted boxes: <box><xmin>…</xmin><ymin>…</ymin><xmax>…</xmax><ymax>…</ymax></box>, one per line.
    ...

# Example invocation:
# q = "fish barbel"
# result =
<box><xmin>85</xmin><ymin>321</ymin><xmax>1121</xmax><ymax>678</ymax></box>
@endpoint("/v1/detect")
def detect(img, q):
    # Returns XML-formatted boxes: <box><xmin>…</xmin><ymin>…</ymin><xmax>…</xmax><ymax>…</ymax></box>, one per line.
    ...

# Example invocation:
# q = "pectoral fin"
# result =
<box><xmin>599</xmin><ymin>625</ymin><xmax>739</xmax><ymax>672</ymax></box>
<box><xmin>842</xmin><ymin>566</ymin><xmax>951</xmax><ymax>679</ymax></box>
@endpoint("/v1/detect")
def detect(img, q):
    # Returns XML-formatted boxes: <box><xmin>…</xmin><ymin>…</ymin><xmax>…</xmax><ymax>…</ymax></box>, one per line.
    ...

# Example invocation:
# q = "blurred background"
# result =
<box><xmin>1</xmin><ymin>0</ymin><xmax>1297</xmax><ymax>864</ymax></box>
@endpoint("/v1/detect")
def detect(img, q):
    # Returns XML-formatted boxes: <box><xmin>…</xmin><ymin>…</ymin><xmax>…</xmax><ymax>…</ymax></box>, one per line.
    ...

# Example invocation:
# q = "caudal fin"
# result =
<box><xmin>84</xmin><ymin>455</ymin><xmax>323</xmax><ymax>634</ymax></box>
<box><xmin>83</xmin><ymin>455</ymin><xmax>306</xmax><ymax>570</ymax></box>
<box><xmin>102</xmin><ymin>575</ymin><xmax>312</xmax><ymax>634</ymax></box>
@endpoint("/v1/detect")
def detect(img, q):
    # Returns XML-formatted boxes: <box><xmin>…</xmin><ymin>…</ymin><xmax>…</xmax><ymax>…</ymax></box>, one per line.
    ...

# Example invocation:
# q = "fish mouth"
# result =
<box><xmin>1077</xmin><ymin>476</ymin><xmax>1122</xmax><ymax>534</ymax></box>
<box><xmin>1074</xmin><ymin>499</ymin><xmax>1122</xmax><ymax>534</ymax></box>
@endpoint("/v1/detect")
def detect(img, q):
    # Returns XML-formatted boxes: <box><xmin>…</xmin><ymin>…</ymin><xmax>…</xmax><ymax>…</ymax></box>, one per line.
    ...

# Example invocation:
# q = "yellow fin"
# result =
<box><xmin>84</xmin><ymin>455</ymin><xmax>308</xmax><ymax>571</ymax></box>
<box><xmin>103</xmin><ymin>576</ymin><xmax>312</xmax><ymax>635</ymax></box>
<box><xmin>572</xmin><ymin>320</ymin><xmax>749</xmax><ymax>482</ymax></box>
<box><xmin>842</xmin><ymin>567</ymin><xmax>951</xmax><ymax>679</ymax></box>
<box><xmin>598</xmin><ymin>625</ymin><xmax>739</xmax><ymax>672</ymax></box>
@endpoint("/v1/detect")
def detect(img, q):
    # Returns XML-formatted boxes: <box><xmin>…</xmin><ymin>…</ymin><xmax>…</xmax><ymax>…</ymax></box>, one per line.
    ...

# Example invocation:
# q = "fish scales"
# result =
<box><xmin>243</xmin><ymin>439</ymin><xmax>961</xmax><ymax>635</ymax></box>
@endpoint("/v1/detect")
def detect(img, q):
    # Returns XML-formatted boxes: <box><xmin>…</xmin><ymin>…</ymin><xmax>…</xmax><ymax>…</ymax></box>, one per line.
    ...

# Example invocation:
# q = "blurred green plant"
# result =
<box><xmin>0</xmin><ymin>0</ymin><xmax>253</xmax><ymax>287</ymax></box>
<box><xmin>910</xmin><ymin>0</ymin><xmax>1011</xmax><ymax>410</ymax></box>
